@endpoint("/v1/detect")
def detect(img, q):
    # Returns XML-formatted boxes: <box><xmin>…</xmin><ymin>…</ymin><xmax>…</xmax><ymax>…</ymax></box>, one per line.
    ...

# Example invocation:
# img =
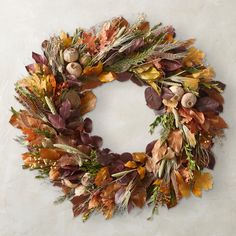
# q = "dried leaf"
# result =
<box><xmin>195</xmin><ymin>97</ymin><xmax>220</xmax><ymax>113</ymax></box>
<box><xmin>48</xmin><ymin>114</ymin><xmax>65</xmax><ymax>129</ymax></box>
<box><xmin>182</xmin><ymin>125</ymin><xmax>196</xmax><ymax>147</ymax></box>
<box><xmin>151</xmin><ymin>140</ymin><xmax>167</xmax><ymax>163</ymax></box>
<box><xmin>94</xmin><ymin>167</ymin><xmax>111</xmax><ymax>187</ymax></box>
<box><xmin>167</xmin><ymin>130</ymin><xmax>183</xmax><ymax>153</ymax></box>
<box><xmin>82</xmin><ymin>32</ymin><xmax>97</xmax><ymax>54</ymax></box>
<box><xmin>144</xmin><ymin>87</ymin><xmax>162</xmax><ymax>110</ymax></box>
<box><xmin>183</xmin><ymin>47</ymin><xmax>205</xmax><ymax>67</ymax></box>
<box><xmin>132</xmin><ymin>152</ymin><xmax>147</xmax><ymax>163</ymax></box>
<box><xmin>60</xmin><ymin>31</ymin><xmax>72</xmax><ymax>47</ymax></box>
<box><xmin>124</xmin><ymin>161</ymin><xmax>137</xmax><ymax>169</ymax></box>
<box><xmin>39</xmin><ymin>148</ymin><xmax>61</xmax><ymax>160</ymax></box>
<box><xmin>175</xmin><ymin>171</ymin><xmax>191</xmax><ymax>197</ymax></box>
<box><xmin>137</xmin><ymin>166</ymin><xmax>146</xmax><ymax>180</ymax></box>
<box><xmin>59</xmin><ymin>99</ymin><xmax>71</xmax><ymax>120</ymax></box>
<box><xmin>192</xmin><ymin>171</ymin><xmax>213</xmax><ymax>197</ymax></box>
<box><xmin>98</xmin><ymin>72</ymin><xmax>117</xmax><ymax>82</ymax></box>
<box><xmin>83</xmin><ymin>62</ymin><xmax>103</xmax><ymax>76</ymax></box>
<box><xmin>80</xmin><ymin>91</ymin><xmax>97</xmax><ymax>115</ymax></box>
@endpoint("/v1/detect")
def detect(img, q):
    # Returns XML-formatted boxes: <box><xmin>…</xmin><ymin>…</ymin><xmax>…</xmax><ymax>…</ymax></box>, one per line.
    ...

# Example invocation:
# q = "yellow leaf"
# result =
<box><xmin>163</xmin><ymin>98</ymin><xmax>178</xmax><ymax>108</ymax></box>
<box><xmin>124</xmin><ymin>161</ymin><xmax>137</xmax><ymax>168</ymax></box>
<box><xmin>82</xmin><ymin>61</ymin><xmax>103</xmax><ymax>76</ymax></box>
<box><xmin>183</xmin><ymin>77</ymin><xmax>199</xmax><ymax>91</ymax></box>
<box><xmin>175</xmin><ymin>171</ymin><xmax>191</xmax><ymax>198</ymax></box>
<box><xmin>138</xmin><ymin>67</ymin><xmax>161</xmax><ymax>81</ymax></box>
<box><xmin>132</xmin><ymin>152</ymin><xmax>147</xmax><ymax>163</ymax></box>
<box><xmin>98</xmin><ymin>72</ymin><xmax>117</xmax><ymax>82</ymax></box>
<box><xmin>192</xmin><ymin>67</ymin><xmax>215</xmax><ymax>82</ymax></box>
<box><xmin>192</xmin><ymin>171</ymin><xmax>213</xmax><ymax>197</ymax></box>
<box><xmin>153</xmin><ymin>179</ymin><xmax>162</xmax><ymax>186</ymax></box>
<box><xmin>80</xmin><ymin>91</ymin><xmax>97</xmax><ymax>115</ymax></box>
<box><xmin>137</xmin><ymin>166</ymin><xmax>146</xmax><ymax>180</ymax></box>
<box><xmin>60</xmin><ymin>31</ymin><xmax>72</xmax><ymax>47</ymax></box>
<box><xmin>183</xmin><ymin>47</ymin><xmax>205</xmax><ymax>67</ymax></box>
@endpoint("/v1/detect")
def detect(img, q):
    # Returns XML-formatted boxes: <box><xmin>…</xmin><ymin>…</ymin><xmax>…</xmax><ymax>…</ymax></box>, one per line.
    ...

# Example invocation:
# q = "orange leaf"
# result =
<box><xmin>60</xmin><ymin>31</ymin><xmax>72</xmax><ymax>47</ymax></box>
<box><xmin>131</xmin><ymin>187</ymin><xmax>146</xmax><ymax>208</ymax></box>
<box><xmin>98</xmin><ymin>72</ymin><xmax>117</xmax><ymax>83</ymax></box>
<box><xmin>94</xmin><ymin>167</ymin><xmax>110</xmax><ymax>187</ymax></box>
<box><xmin>124</xmin><ymin>161</ymin><xmax>137</xmax><ymax>169</ymax></box>
<box><xmin>82</xmin><ymin>62</ymin><xmax>103</xmax><ymax>76</ymax></box>
<box><xmin>39</xmin><ymin>148</ymin><xmax>61</xmax><ymax>160</ymax></box>
<box><xmin>167</xmin><ymin>130</ymin><xmax>183</xmax><ymax>154</ymax></box>
<box><xmin>137</xmin><ymin>166</ymin><xmax>146</xmax><ymax>180</ymax></box>
<box><xmin>80</xmin><ymin>91</ymin><xmax>97</xmax><ymax>115</ymax></box>
<box><xmin>132</xmin><ymin>152</ymin><xmax>147</xmax><ymax>163</ymax></box>
<box><xmin>192</xmin><ymin>171</ymin><xmax>213</xmax><ymax>197</ymax></box>
<box><xmin>207</xmin><ymin>116</ymin><xmax>228</xmax><ymax>129</ymax></box>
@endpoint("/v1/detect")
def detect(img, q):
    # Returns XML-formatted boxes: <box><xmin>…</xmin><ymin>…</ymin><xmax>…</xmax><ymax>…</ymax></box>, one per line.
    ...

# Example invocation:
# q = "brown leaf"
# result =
<box><xmin>167</xmin><ymin>130</ymin><xmax>183</xmax><ymax>154</ymax></box>
<box><xmin>151</xmin><ymin>140</ymin><xmax>167</xmax><ymax>163</ymax></box>
<box><xmin>131</xmin><ymin>187</ymin><xmax>146</xmax><ymax>208</ymax></box>
<box><xmin>80</xmin><ymin>91</ymin><xmax>97</xmax><ymax>115</ymax></box>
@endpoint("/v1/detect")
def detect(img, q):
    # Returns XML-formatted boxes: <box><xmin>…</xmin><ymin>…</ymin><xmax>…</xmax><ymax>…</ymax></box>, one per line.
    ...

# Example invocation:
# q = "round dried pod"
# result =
<box><xmin>79</xmin><ymin>53</ymin><xmax>91</xmax><ymax>66</ymax></box>
<box><xmin>169</xmin><ymin>85</ymin><xmax>184</xmax><ymax>101</ymax></box>
<box><xmin>81</xmin><ymin>173</ymin><xmax>92</xmax><ymax>186</ymax></box>
<box><xmin>63</xmin><ymin>90</ymin><xmax>81</xmax><ymax>108</ymax></box>
<box><xmin>75</xmin><ymin>185</ymin><xmax>86</xmax><ymax>196</ymax></box>
<box><xmin>66</xmin><ymin>62</ymin><xmax>82</xmax><ymax>78</ymax></box>
<box><xmin>181</xmin><ymin>92</ymin><xmax>197</xmax><ymax>108</ymax></box>
<box><xmin>63</xmin><ymin>48</ymin><xmax>79</xmax><ymax>62</ymax></box>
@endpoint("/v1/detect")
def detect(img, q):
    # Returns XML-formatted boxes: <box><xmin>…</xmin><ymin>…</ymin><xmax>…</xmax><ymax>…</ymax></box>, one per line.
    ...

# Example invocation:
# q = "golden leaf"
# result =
<box><xmin>192</xmin><ymin>67</ymin><xmax>215</xmax><ymax>82</ymax></box>
<box><xmin>182</xmin><ymin>125</ymin><xmax>196</xmax><ymax>147</ymax></box>
<box><xmin>124</xmin><ymin>161</ymin><xmax>137</xmax><ymax>168</ymax></box>
<box><xmin>175</xmin><ymin>171</ymin><xmax>191</xmax><ymax>198</ymax></box>
<box><xmin>60</xmin><ymin>31</ymin><xmax>72</xmax><ymax>47</ymax></box>
<box><xmin>94</xmin><ymin>167</ymin><xmax>110</xmax><ymax>187</ymax></box>
<box><xmin>138</xmin><ymin>67</ymin><xmax>161</xmax><ymax>81</ymax></box>
<box><xmin>98</xmin><ymin>72</ymin><xmax>117</xmax><ymax>83</ymax></box>
<box><xmin>132</xmin><ymin>152</ymin><xmax>147</xmax><ymax>163</ymax></box>
<box><xmin>183</xmin><ymin>77</ymin><xmax>199</xmax><ymax>91</ymax></box>
<box><xmin>137</xmin><ymin>166</ymin><xmax>146</xmax><ymax>180</ymax></box>
<box><xmin>39</xmin><ymin>148</ymin><xmax>61</xmax><ymax>160</ymax></box>
<box><xmin>80</xmin><ymin>91</ymin><xmax>97</xmax><ymax>115</ymax></box>
<box><xmin>167</xmin><ymin>130</ymin><xmax>183</xmax><ymax>154</ymax></box>
<box><xmin>82</xmin><ymin>61</ymin><xmax>103</xmax><ymax>76</ymax></box>
<box><xmin>192</xmin><ymin>171</ymin><xmax>213</xmax><ymax>197</ymax></box>
<box><xmin>163</xmin><ymin>98</ymin><xmax>178</xmax><ymax>108</ymax></box>
<box><xmin>183</xmin><ymin>47</ymin><xmax>205</xmax><ymax>67</ymax></box>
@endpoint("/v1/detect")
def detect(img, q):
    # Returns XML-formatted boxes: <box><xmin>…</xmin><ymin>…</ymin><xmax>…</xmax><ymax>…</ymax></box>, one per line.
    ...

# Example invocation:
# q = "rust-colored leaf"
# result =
<box><xmin>80</xmin><ymin>91</ymin><xmax>97</xmax><ymax>115</ymax></box>
<box><xmin>167</xmin><ymin>130</ymin><xmax>183</xmax><ymax>154</ymax></box>
<box><xmin>124</xmin><ymin>161</ymin><xmax>137</xmax><ymax>169</ymax></box>
<box><xmin>175</xmin><ymin>171</ymin><xmax>191</xmax><ymax>198</ymax></box>
<box><xmin>137</xmin><ymin>166</ymin><xmax>146</xmax><ymax>180</ymax></box>
<box><xmin>83</xmin><ymin>62</ymin><xmax>103</xmax><ymax>76</ymax></box>
<box><xmin>39</xmin><ymin>148</ymin><xmax>61</xmax><ymax>160</ymax></box>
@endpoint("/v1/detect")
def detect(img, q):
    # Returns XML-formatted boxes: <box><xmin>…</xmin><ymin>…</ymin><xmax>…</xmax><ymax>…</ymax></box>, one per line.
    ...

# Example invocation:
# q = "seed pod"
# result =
<box><xmin>169</xmin><ymin>85</ymin><xmax>184</xmax><ymax>101</ymax></box>
<box><xmin>181</xmin><ymin>92</ymin><xmax>197</xmax><ymax>108</ymax></box>
<box><xmin>63</xmin><ymin>48</ymin><xmax>79</xmax><ymax>62</ymax></box>
<box><xmin>75</xmin><ymin>185</ymin><xmax>86</xmax><ymax>196</ymax></box>
<box><xmin>79</xmin><ymin>53</ymin><xmax>91</xmax><ymax>66</ymax></box>
<box><xmin>66</xmin><ymin>62</ymin><xmax>82</xmax><ymax>78</ymax></box>
<box><xmin>81</xmin><ymin>173</ymin><xmax>92</xmax><ymax>186</ymax></box>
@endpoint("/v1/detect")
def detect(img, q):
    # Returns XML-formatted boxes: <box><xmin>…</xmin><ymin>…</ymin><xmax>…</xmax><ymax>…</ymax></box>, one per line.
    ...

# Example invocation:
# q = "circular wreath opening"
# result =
<box><xmin>10</xmin><ymin>16</ymin><xmax>227</xmax><ymax>221</ymax></box>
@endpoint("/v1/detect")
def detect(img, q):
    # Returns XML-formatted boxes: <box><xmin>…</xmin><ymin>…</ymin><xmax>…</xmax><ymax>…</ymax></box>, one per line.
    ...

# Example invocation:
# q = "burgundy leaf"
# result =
<box><xmin>145</xmin><ymin>87</ymin><xmax>162</xmax><ymax>110</ymax></box>
<box><xmin>125</xmin><ymin>38</ymin><xmax>145</xmax><ymax>54</ymax></box>
<box><xmin>120</xmin><ymin>152</ymin><xmax>133</xmax><ymax>162</ymax></box>
<box><xmin>59</xmin><ymin>99</ymin><xmax>71</xmax><ymax>120</ymax></box>
<box><xmin>207</xmin><ymin>151</ymin><xmax>216</xmax><ymax>170</ymax></box>
<box><xmin>117</xmin><ymin>72</ymin><xmax>133</xmax><ymax>82</ymax></box>
<box><xmin>161</xmin><ymin>87</ymin><xmax>174</xmax><ymax>99</ymax></box>
<box><xmin>32</xmin><ymin>52</ymin><xmax>48</xmax><ymax>64</ymax></box>
<box><xmin>80</xmin><ymin>132</ymin><xmax>92</xmax><ymax>145</ymax></box>
<box><xmin>97</xmin><ymin>152</ymin><xmax>115</xmax><ymax>166</ymax></box>
<box><xmin>131</xmin><ymin>76</ymin><xmax>145</xmax><ymax>86</ymax></box>
<box><xmin>25</xmin><ymin>64</ymin><xmax>35</xmax><ymax>73</ymax></box>
<box><xmin>83</xmin><ymin>118</ymin><xmax>93</xmax><ymax>133</ymax></box>
<box><xmin>48</xmin><ymin>114</ymin><xmax>65</xmax><ymax>129</ymax></box>
<box><xmin>160</xmin><ymin>59</ymin><xmax>182</xmax><ymax>72</ymax></box>
<box><xmin>91</xmin><ymin>135</ymin><xmax>103</xmax><ymax>148</ymax></box>
<box><xmin>195</xmin><ymin>97</ymin><xmax>220</xmax><ymax>113</ymax></box>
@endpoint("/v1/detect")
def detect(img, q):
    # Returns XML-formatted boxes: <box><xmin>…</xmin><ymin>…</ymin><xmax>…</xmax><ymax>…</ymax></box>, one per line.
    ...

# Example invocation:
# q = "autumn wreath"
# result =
<box><xmin>10</xmin><ymin>17</ymin><xmax>227</xmax><ymax>221</ymax></box>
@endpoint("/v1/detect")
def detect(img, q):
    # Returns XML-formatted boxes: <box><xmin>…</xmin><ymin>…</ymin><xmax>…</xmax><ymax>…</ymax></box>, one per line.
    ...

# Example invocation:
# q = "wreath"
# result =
<box><xmin>10</xmin><ymin>16</ymin><xmax>227</xmax><ymax>221</ymax></box>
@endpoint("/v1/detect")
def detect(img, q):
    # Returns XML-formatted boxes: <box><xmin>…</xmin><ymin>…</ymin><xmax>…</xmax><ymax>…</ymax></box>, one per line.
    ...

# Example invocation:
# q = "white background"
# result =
<box><xmin>0</xmin><ymin>0</ymin><xmax>236</xmax><ymax>235</ymax></box>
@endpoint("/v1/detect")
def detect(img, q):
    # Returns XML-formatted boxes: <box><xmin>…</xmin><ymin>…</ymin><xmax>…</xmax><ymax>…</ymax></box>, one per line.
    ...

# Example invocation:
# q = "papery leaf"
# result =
<box><xmin>59</xmin><ymin>99</ymin><xmax>71</xmax><ymax>120</ymax></box>
<box><xmin>175</xmin><ymin>171</ymin><xmax>191</xmax><ymax>197</ymax></box>
<box><xmin>60</xmin><ymin>31</ymin><xmax>72</xmax><ymax>47</ymax></box>
<box><xmin>207</xmin><ymin>115</ymin><xmax>228</xmax><ymax>129</ymax></box>
<box><xmin>132</xmin><ymin>152</ymin><xmax>147</xmax><ymax>163</ymax></box>
<box><xmin>83</xmin><ymin>62</ymin><xmax>103</xmax><ymax>76</ymax></box>
<box><xmin>182</xmin><ymin>125</ymin><xmax>196</xmax><ymax>147</ymax></box>
<box><xmin>32</xmin><ymin>52</ymin><xmax>48</xmax><ymax>65</ymax></box>
<box><xmin>137</xmin><ymin>166</ymin><xmax>146</xmax><ymax>180</ymax></box>
<box><xmin>124</xmin><ymin>161</ymin><xmax>137</xmax><ymax>168</ymax></box>
<box><xmin>161</xmin><ymin>87</ymin><xmax>174</xmax><ymax>99</ymax></box>
<box><xmin>167</xmin><ymin>130</ymin><xmax>183</xmax><ymax>153</ymax></box>
<box><xmin>82</xmin><ymin>32</ymin><xmax>97</xmax><ymax>54</ymax></box>
<box><xmin>94</xmin><ymin>167</ymin><xmax>111</xmax><ymax>186</ymax></box>
<box><xmin>160</xmin><ymin>59</ymin><xmax>182</xmax><ymax>72</ymax></box>
<box><xmin>48</xmin><ymin>114</ymin><xmax>65</xmax><ymax>129</ymax></box>
<box><xmin>83</xmin><ymin>118</ymin><xmax>93</xmax><ymax>133</ymax></box>
<box><xmin>98</xmin><ymin>72</ymin><xmax>117</xmax><ymax>82</ymax></box>
<box><xmin>192</xmin><ymin>171</ymin><xmax>213</xmax><ymax>197</ymax></box>
<box><xmin>151</xmin><ymin>140</ymin><xmax>167</xmax><ymax>163</ymax></box>
<box><xmin>130</xmin><ymin>187</ymin><xmax>146</xmax><ymax>208</ymax></box>
<box><xmin>39</xmin><ymin>148</ymin><xmax>61</xmax><ymax>160</ymax></box>
<box><xmin>117</xmin><ymin>72</ymin><xmax>133</xmax><ymax>82</ymax></box>
<box><xmin>145</xmin><ymin>87</ymin><xmax>162</xmax><ymax>110</ymax></box>
<box><xmin>183</xmin><ymin>47</ymin><xmax>205</xmax><ymax>67</ymax></box>
<box><xmin>195</xmin><ymin>97</ymin><xmax>220</xmax><ymax>113</ymax></box>
<box><xmin>80</xmin><ymin>91</ymin><xmax>97</xmax><ymax>115</ymax></box>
